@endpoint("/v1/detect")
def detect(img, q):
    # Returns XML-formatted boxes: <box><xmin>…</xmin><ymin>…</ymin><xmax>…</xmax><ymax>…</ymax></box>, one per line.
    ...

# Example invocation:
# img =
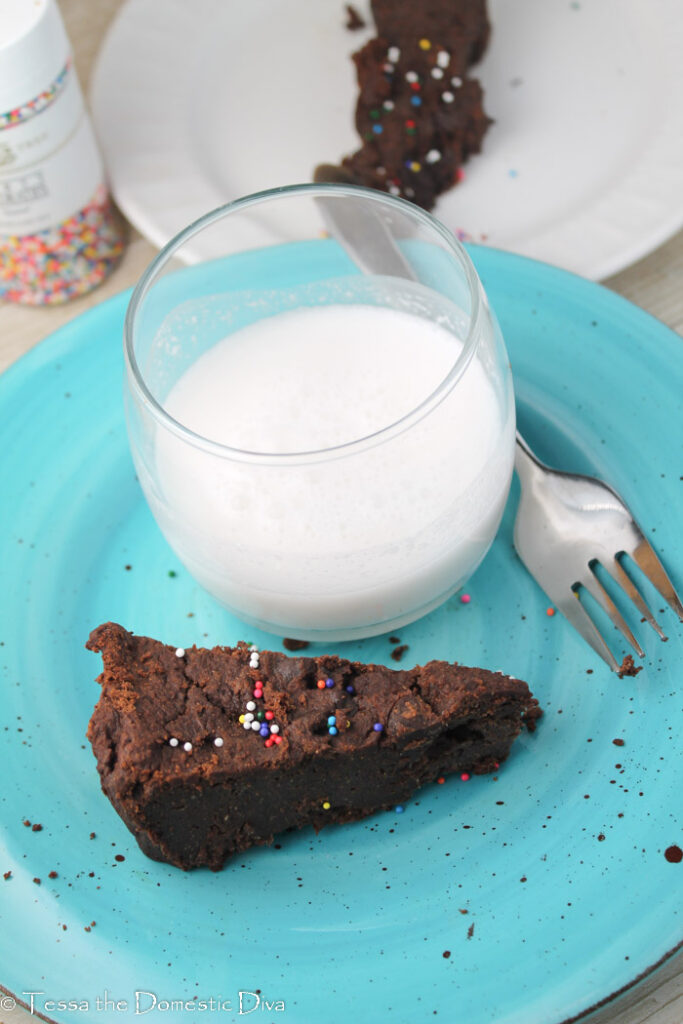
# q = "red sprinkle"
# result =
<box><xmin>460</xmin><ymin>773</ymin><xmax>471</xmax><ymax>781</ymax></box>
<box><xmin>546</xmin><ymin>607</ymin><xmax>556</xmax><ymax>616</ymax></box>
<box><xmin>265</xmin><ymin>738</ymin><xmax>275</xmax><ymax>748</ymax></box>
<box><xmin>317</xmin><ymin>679</ymin><xmax>326</xmax><ymax>690</ymax></box>
<box><xmin>265</xmin><ymin>711</ymin><xmax>274</xmax><ymax>721</ymax></box>
<box><xmin>273</xmin><ymin>735</ymin><xmax>282</xmax><ymax>745</ymax></box>
<box><xmin>437</xmin><ymin>776</ymin><xmax>445</xmax><ymax>785</ymax></box>
<box><xmin>460</xmin><ymin>593</ymin><xmax>471</xmax><ymax>604</ymax></box>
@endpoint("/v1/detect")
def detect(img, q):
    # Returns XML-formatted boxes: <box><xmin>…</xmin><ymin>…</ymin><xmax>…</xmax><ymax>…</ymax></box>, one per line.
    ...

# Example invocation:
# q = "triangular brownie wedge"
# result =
<box><xmin>86</xmin><ymin>622</ymin><xmax>542</xmax><ymax>871</ymax></box>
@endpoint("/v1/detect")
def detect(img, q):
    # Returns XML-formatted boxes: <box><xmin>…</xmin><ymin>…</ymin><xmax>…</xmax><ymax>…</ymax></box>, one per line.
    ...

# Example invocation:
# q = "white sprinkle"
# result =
<box><xmin>442</xmin><ymin>91</ymin><xmax>455</xmax><ymax>103</ymax></box>
<box><xmin>169</xmin><ymin>737</ymin><xmax>179</xmax><ymax>747</ymax></box>
<box><xmin>251</xmin><ymin>721</ymin><xmax>261</xmax><ymax>731</ymax></box>
<box><xmin>431</xmin><ymin>67</ymin><xmax>444</xmax><ymax>79</ymax></box>
<box><xmin>242</xmin><ymin>721</ymin><xmax>252</xmax><ymax>730</ymax></box>
<box><xmin>404</xmin><ymin>187</ymin><xmax>415</xmax><ymax>197</ymax></box>
<box><xmin>175</xmin><ymin>647</ymin><xmax>185</xmax><ymax>658</ymax></box>
<box><xmin>376</xmin><ymin>166</ymin><xmax>387</xmax><ymax>175</ymax></box>
<box><xmin>382</xmin><ymin>100</ymin><xmax>394</xmax><ymax>111</ymax></box>
<box><xmin>388</xmin><ymin>46</ymin><xmax>400</xmax><ymax>62</ymax></box>
<box><xmin>270</xmin><ymin>724</ymin><xmax>280</xmax><ymax>734</ymax></box>
<box><xmin>451</xmin><ymin>76</ymin><xmax>463</xmax><ymax>88</ymax></box>
<box><xmin>183</xmin><ymin>741</ymin><xmax>192</xmax><ymax>752</ymax></box>
<box><xmin>249</xmin><ymin>645</ymin><xmax>259</xmax><ymax>652</ymax></box>
<box><xmin>437</xmin><ymin>50</ymin><xmax>450</xmax><ymax>68</ymax></box>
<box><xmin>426</xmin><ymin>148</ymin><xmax>442</xmax><ymax>163</ymax></box>
<box><xmin>388</xmin><ymin>185</ymin><xmax>400</xmax><ymax>195</ymax></box>
<box><xmin>244</xmin><ymin>712</ymin><xmax>254</xmax><ymax>722</ymax></box>
<box><xmin>214</xmin><ymin>737</ymin><xmax>224</xmax><ymax>747</ymax></box>
<box><xmin>405</xmin><ymin>70</ymin><xmax>419</xmax><ymax>83</ymax></box>
<box><xmin>246</xmin><ymin>700</ymin><xmax>256</xmax><ymax>711</ymax></box>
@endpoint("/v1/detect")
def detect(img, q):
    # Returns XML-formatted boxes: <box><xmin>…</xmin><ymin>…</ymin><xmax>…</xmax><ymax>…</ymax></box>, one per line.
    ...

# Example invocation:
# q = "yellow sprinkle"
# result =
<box><xmin>410</xmin><ymin>161</ymin><xmax>422</xmax><ymax>172</ymax></box>
<box><xmin>238</xmin><ymin>714</ymin><xmax>245</xmax><ymax>723</ymax></box>
<box><xmin>322</xmin><ymin>801</ymin><xmax>331</xmax><ymax>810</ymax></box>
<box><xmin>419</xmin><ymin>38</ymin><xmax>431</xmax><ymax>50</ymax></box>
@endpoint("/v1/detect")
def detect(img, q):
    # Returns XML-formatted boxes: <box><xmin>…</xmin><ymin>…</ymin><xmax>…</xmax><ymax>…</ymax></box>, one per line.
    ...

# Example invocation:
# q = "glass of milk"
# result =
<box><xmin>124</xmin><ymin>184</ymin><xmax>515</xmax><ymax>640</ymax></box>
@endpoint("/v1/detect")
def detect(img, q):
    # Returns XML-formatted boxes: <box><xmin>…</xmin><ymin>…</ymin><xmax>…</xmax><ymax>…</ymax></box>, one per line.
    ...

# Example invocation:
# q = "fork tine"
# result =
<box><xmin>630</xmin><ymin>538</ymin><xmax>683</xmax><ymax>622</ymax></box>
<box><xmin>604</xmin><ymin>558</ymin><xmax>667</xmax><ymax>640</ymax></box>
<box><xmin>554</xmin><ymin>591</ymin><xmax>621</xmax><ymax>672</ymax></box>
<box><xmin>582</xmin><ymin>570</ymin><xmax>644</xmax><ymax>658</ymax></box>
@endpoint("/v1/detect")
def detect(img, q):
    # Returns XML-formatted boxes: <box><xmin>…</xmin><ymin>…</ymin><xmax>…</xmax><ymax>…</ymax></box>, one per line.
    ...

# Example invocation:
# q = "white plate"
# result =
<box><xmin>91</xmin><ymin>0</ymin><xmax>683</xmax><ymax>279</ymax></box>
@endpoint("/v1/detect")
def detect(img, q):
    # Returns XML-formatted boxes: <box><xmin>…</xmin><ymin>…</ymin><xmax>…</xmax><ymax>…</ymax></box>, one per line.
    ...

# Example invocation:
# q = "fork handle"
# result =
<box><xmin>515</xmin><ymin>432</ymin><xmax>546</xmax><ymax>487</ymax></box>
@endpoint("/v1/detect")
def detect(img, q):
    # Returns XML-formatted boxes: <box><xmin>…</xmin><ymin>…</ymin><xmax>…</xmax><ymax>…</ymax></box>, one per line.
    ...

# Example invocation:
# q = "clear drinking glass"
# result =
<box><xmin>124</xmin><ymin>184</ymin><xmax>515</xmax><ymax>641</ymax></box>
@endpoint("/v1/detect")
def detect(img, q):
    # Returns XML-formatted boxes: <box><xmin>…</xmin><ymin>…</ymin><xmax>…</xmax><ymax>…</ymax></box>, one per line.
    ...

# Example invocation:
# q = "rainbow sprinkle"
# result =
<box><xmin>0</xmin><ymin>59</ymin><xmax>72</xmax><ymax>131</ymax></box>
<box><xmin>0</xmin><ymin>183</ymin><xmax>124</xmax><ymax>306</ymax></box>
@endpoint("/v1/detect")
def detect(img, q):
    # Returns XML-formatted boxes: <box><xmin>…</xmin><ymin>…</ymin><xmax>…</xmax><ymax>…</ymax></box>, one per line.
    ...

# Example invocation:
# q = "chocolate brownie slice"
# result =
<box><xmin>324</xmin><ymin>0</ymin><xmax>491</xmax><ymax>209</ymax></box>
<box><xmin>86</xmin><ymin>622</ymin><xmax>541</xmax><ymax>871</ymax></box>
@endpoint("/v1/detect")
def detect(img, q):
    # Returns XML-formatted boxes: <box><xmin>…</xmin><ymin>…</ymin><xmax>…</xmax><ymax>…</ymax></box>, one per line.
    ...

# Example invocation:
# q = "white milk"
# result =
<box><xmin>153</xmin><ymin>301</ymin><xmax>515</xmax><ymax>638</ymax></box>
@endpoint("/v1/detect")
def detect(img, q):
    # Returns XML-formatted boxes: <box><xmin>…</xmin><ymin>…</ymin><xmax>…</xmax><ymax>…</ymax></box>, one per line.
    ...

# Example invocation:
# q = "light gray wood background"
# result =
<box><xmin>1</xmin><ymin>3</ymin><xmax>681</xmax><ymax>1022</ymax></box>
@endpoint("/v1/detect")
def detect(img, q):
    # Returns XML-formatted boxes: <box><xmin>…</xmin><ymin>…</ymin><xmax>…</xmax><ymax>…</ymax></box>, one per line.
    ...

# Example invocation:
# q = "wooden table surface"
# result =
<box><xmin>1</xmin><ymin>3</ymin><xmax>681</xmax><ymax>1023</ymax></box>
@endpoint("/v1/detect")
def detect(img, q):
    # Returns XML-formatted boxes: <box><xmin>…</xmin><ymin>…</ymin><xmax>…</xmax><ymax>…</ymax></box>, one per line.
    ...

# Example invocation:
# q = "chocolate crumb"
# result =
<box><xmin>345</xmin><ymin>3</ymin><xmax>366</xmax><ymax>30</ymax></box>
<box><xmin>442</xmin><ymin>950</ymin><xmax>451</xmax><ymax>959</ymax></box>
<box><xmin>617</xmin><ymin>655</ymin><xmax>643</xmax><ymax>679</ymax></box>
<box><xmin>89</xmin><ymin>832</ymin><xmax>96</xmax><ymax>839</ymax></box>
<box><xmin>32</xmin><ymin>877</ymin><xmax>41</xmax><ymax>885</ymax></box>
<box><xmin>3</xmin><ymin>871</ymin><xmax>11</xmax><ymax>880</ymax></box>
<box><xmin>391</xmin><ymin>644</ymin><xmax>409</xmax><ymax>662</ymax></box>
<box><xmin>467</xmin><ymin>923</ymin><xmax>475</xmax><ymax>939</ymax></box>
<box><xmin>282</xmin><ymin>638</ymin><xmax>310</xmax><ymax>651</ymax></box>
<box><xmin>48</xmin><ymin>870</ymin><xmax>58</xmax><ymax>879</ymax></box>
<box><xmin>389</xmin><ymin>636</ymin><xmax>401</xmax><ymax>644</ymax></box>
<box><xmin>597</xmin><ymin>834</ymin><xmax>605</xmax><ymax>842</ymax></box>
<box><xmin>23</xmin><ymin>819</ymin><xmax>31</xmax><ymax>828</ymax></box>
<box><xmin>31</xmin><ymin>823</ymin><xmax>43</xmax><ymax>832</ymax></box>
<box><xmin>114</xmin><ymin>854</ymin><xmax>125</xmax><ymax>862</ymax></box>
<box><xmin>664</xmin><ymin>845</ymin><xmax>682</xmax><ymax>864</ymax></box>
<box><xmin>84</xmin><ymin>926</ymin><xmax>91</xmax><ymax>932</ymax></box>
<box><xmin>612</xmin><ymin>738</ymin><xmax>625</xmax><ymax>747</ymax></box>
<box><xmin>458</xmin><ymin>908</ymin><xmax>468</xmax><ymax>914</ymax></box>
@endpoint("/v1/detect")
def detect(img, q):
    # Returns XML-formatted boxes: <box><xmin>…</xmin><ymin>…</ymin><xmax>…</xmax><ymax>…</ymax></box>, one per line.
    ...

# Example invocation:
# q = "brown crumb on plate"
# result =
<box><xmin>617</xmin><ymin>655</ymin><xmax>643</xmax><ymax>679</ymax></box>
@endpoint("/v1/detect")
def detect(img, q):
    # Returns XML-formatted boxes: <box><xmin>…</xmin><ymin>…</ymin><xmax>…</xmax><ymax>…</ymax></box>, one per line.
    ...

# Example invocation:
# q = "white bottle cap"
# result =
<box><xmin>0</xmin><ymin>0</ymin><xmax>70</xmax><ymax>113</ymax></box>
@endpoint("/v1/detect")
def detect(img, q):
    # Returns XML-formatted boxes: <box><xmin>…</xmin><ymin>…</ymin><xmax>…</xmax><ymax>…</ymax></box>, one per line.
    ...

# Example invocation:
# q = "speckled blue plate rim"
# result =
<box><xmin>0</xmin><ymin>243</ymin><xmax>681</xmax><ymax>1024</ymax></box>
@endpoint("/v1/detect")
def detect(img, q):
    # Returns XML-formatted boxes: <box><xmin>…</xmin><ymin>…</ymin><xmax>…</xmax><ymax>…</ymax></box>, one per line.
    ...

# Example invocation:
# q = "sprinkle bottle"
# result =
<box><xmin>0</xmin><ymin>0</ymin><xmax>125</xmax><ymax>305</ymax></box>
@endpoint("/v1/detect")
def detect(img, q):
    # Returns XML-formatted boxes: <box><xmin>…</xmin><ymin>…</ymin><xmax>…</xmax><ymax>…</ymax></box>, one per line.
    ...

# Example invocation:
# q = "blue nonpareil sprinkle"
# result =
<box><xmin>327</xmin><ymin>715</ymin><xmax>336</xmax><ymax>725</ymax></box>
<box><xmin>373</xmin><ymin>722</ymin><xmax>384</xmax><ymax>732</ymax></box>
<box><xmin>328</xmin><ymin>726</ymin><xmax>338</xmax><ymax>736</ymax></box>
<box><xmin>346</xmin><ymin>685</ymin><xmax>356</xmax><ymax>695</ymax></box>
<box><xmin>372</xmin><ymin>124</ymin><xmax>383</xmax><ymax>134</ymax></box>
<box><xmin>410</xmin><ymin>96</ymin><xmax>422</xmax><ymax>107</ymax></box>
<box><xmin>325</xmin><ymin>678</ymin><xmax>335</xmax><ymax>688</ymax></box>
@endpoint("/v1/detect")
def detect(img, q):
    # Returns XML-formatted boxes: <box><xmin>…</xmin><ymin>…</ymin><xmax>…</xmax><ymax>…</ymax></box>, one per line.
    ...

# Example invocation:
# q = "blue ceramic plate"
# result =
<box><xmin>1</xmin><ymin>247</ymin><xmax>681</xmax><ymax>1024</ymax></box>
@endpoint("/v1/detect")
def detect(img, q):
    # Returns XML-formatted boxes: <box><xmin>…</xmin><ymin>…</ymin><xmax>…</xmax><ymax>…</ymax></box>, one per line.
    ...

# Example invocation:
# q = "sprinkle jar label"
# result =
<box><xmin>0</xmin><ymin>57</ymin><xmax>102</xmax><ymax>237</ymax></box>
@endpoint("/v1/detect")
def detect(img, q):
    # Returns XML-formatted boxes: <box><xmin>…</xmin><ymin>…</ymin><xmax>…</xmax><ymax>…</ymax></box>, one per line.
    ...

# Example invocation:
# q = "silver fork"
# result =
<box><xmin>514</xmin><ymin>433</ymin><xmax>683</xmax><ymax>671</ymax></box>
<box><xmin>311</xmin><ymin>172</ymin><xmax>683</xmax><ymax>670</ymax></box>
